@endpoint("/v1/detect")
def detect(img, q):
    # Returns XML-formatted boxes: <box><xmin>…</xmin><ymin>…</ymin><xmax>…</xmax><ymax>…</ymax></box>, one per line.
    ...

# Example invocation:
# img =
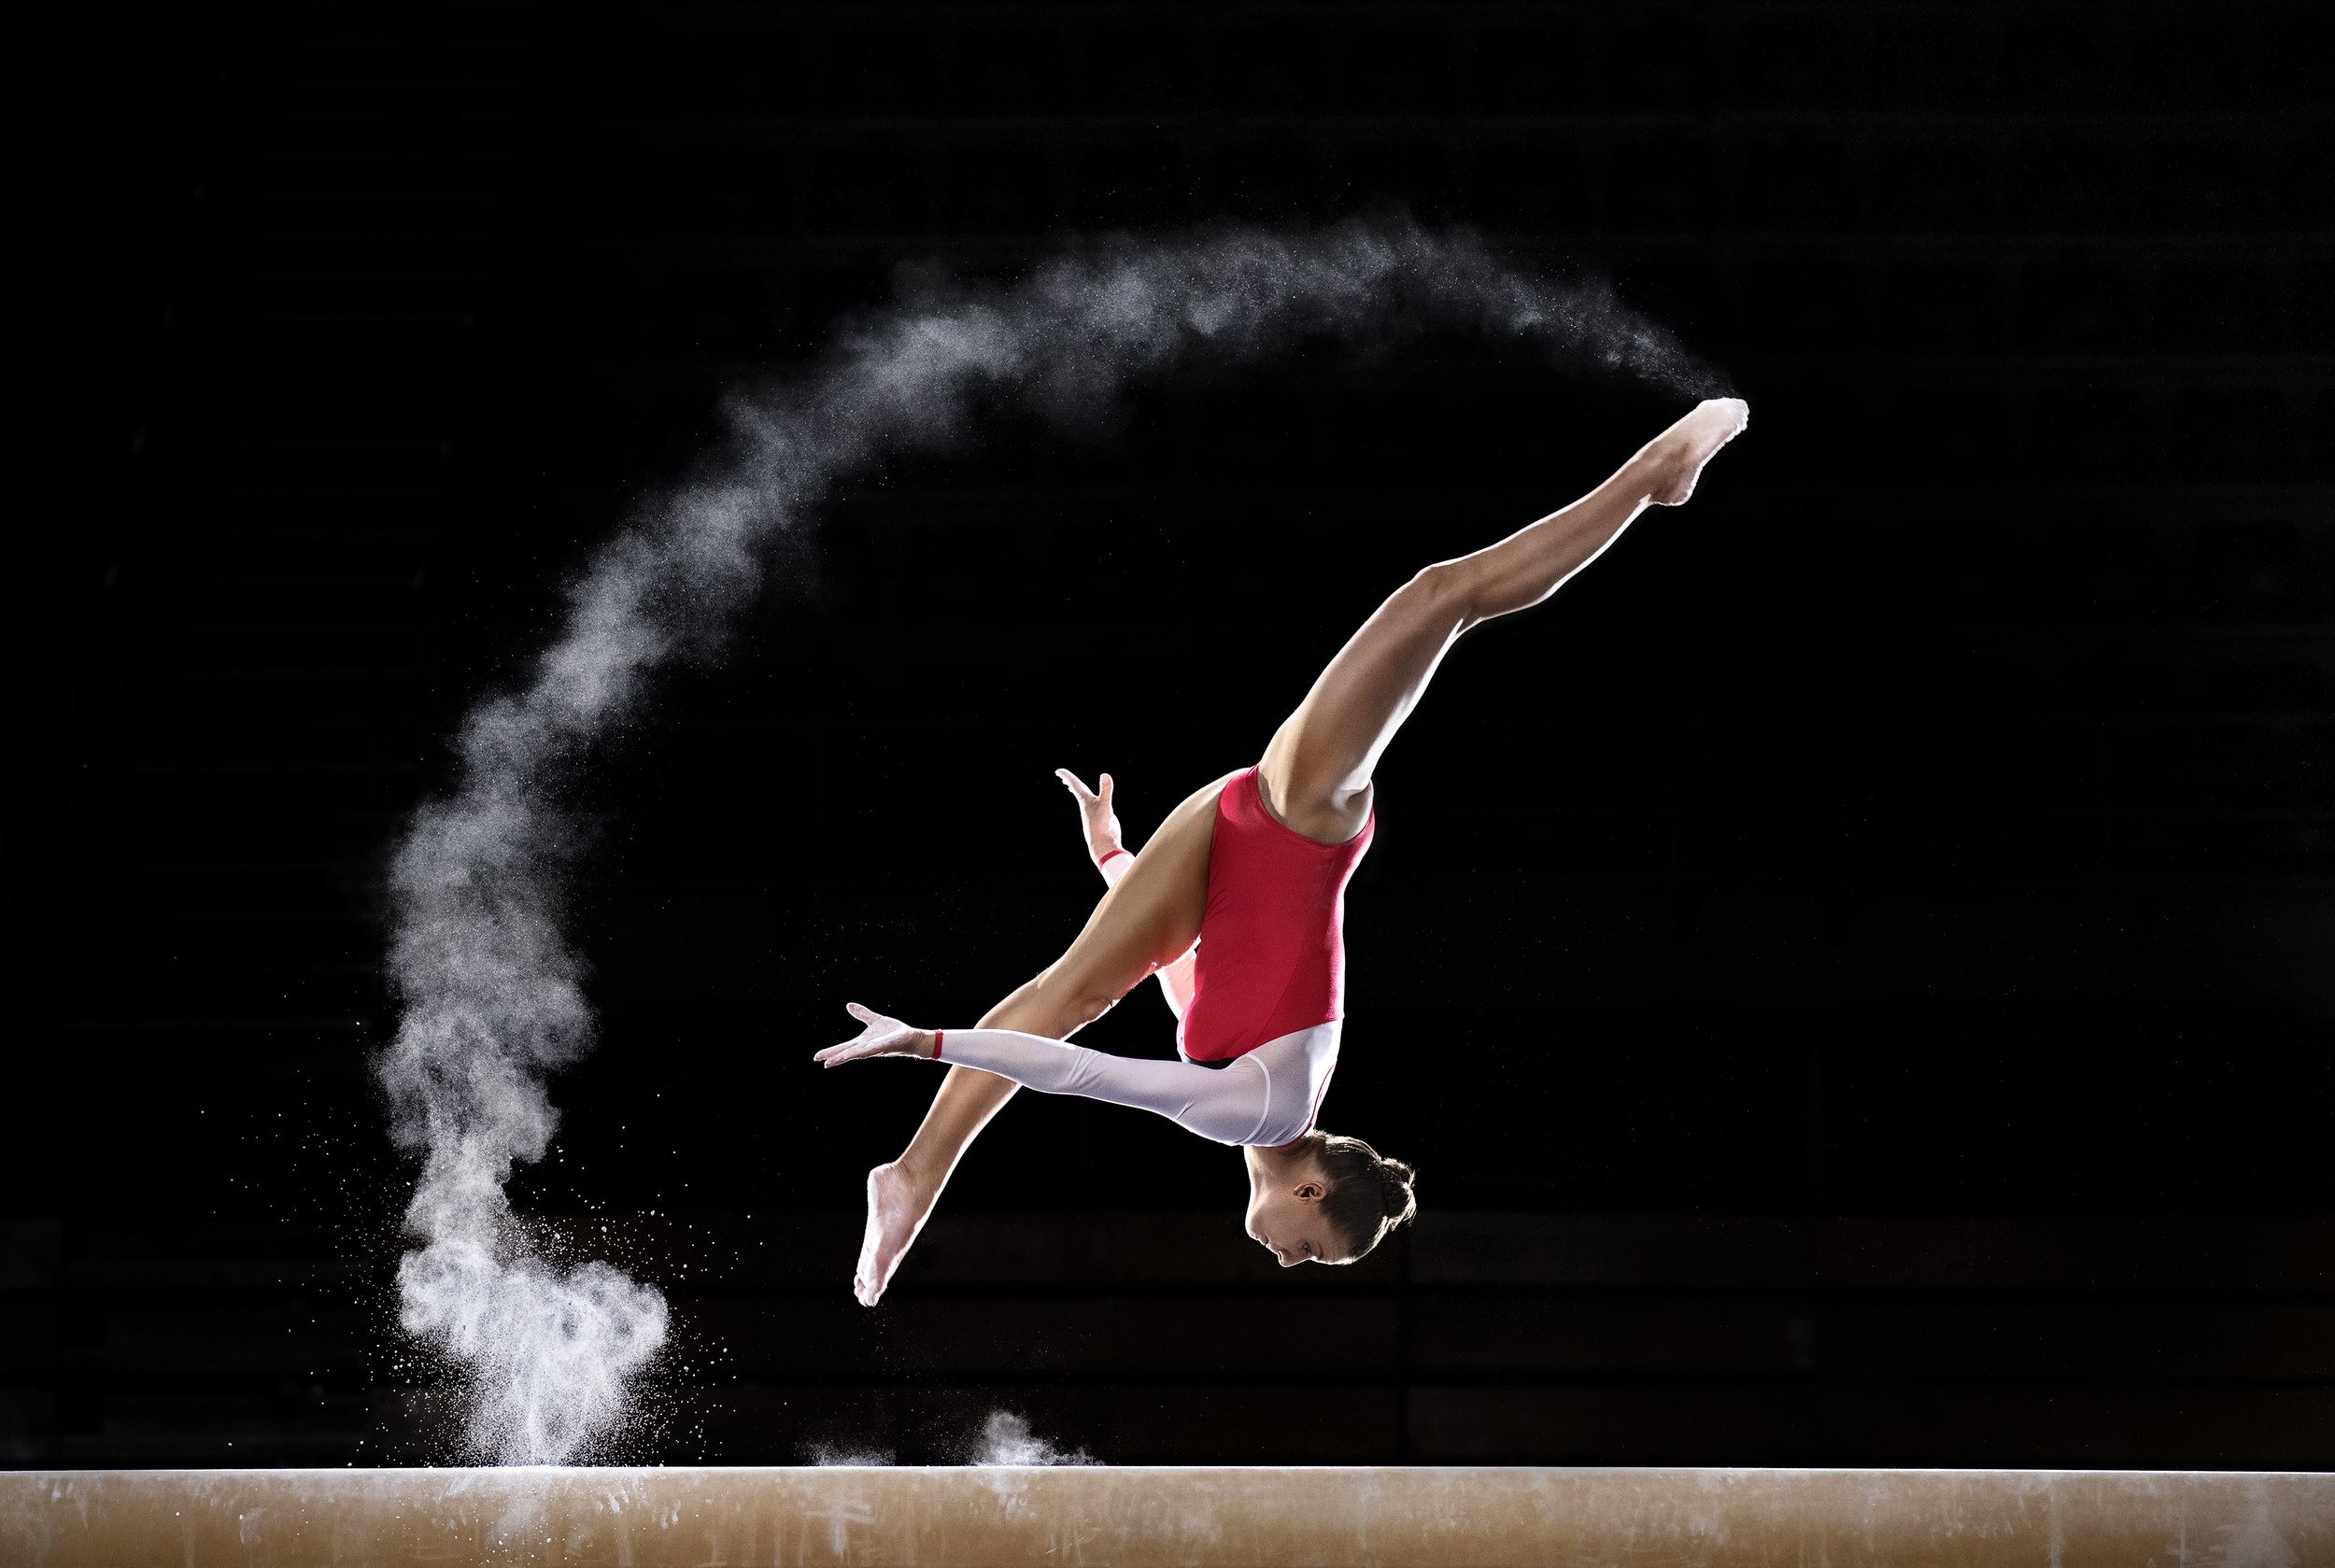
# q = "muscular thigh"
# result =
<box><xmin>987</xmin><ymin>772</ymin><xmax>1228</xmax><ymax>1037</ymax></box>
<box><xmin>1259</xmin><ymin>568</ymin><xmax>1469</xmax><ymax>842</ymax></box>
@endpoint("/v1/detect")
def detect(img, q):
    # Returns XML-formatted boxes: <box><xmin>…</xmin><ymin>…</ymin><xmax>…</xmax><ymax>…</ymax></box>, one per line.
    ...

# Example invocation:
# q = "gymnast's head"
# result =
<box><xmin>1244</xmin><ymin>1132</ymin><xmax>1418</xmax><ymax>1266</ymax></box>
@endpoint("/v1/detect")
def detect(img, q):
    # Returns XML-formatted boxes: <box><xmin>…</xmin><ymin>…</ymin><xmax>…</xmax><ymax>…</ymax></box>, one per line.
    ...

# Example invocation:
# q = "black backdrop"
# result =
<box><xmin>10</xmin><ymin>0</ymin><xmax>2335</xmax><ymax>1468</ymax></box>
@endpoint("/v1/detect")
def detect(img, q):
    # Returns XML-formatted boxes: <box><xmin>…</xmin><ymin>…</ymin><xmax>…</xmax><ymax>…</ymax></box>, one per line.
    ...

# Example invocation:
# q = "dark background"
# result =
<box><xmin>9</xmin><ymin>0</ymin><xmax>2335</xmax><ymax>1468</ymax></box>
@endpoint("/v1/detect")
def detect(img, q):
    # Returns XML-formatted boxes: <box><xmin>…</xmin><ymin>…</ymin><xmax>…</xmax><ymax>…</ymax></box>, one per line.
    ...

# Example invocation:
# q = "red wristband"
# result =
<box><xmin>932</xmin><ymin>1029</ymin><xmax>944</xmax><ymax>1060</ymax></box>
<box><xmin>1097</xmin><ymin>848</ymin><xmax>1131</xmax><ymax>868</ymax></box>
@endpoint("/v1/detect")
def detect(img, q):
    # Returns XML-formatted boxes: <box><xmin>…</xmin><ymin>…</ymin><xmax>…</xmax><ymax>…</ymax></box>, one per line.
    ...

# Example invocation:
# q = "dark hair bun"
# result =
<box><xmin>1373</xmin><ymin>1155</ymin><xmax>1418</xmax><ymax>1226</ymax></box>
<box><xmin>1308</xmin><ymin>1132</ymin><xmax>1420</xmax><ymax>1259</ymax></box>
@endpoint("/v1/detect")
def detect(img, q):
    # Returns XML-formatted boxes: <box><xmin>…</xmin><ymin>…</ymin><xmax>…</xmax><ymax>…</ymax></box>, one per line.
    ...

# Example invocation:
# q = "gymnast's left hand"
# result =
<box><xmin>815</xmin><ymin>1003</ymin><xmax>938</xmax><ymax>1067</ymax></box>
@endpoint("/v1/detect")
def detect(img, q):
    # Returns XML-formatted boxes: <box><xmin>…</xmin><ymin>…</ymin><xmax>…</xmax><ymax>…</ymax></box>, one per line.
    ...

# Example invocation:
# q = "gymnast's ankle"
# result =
<box><xmin>882</xmin><ymin>1156</ymin><xmax>941</xmax><ymax>1198</ymax></box>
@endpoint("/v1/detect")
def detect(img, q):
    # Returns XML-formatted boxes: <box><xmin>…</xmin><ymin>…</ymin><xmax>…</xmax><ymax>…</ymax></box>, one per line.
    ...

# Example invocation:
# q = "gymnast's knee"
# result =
<box><xmin>1402</xmin><ymin>559</ymin><xmax>1481</xmax><ymax>627</ymax></box>
<box><xmin>1014</xmin><ymin>970</ymin><xmax>1125</xmax><ymax>1038</ymax></box>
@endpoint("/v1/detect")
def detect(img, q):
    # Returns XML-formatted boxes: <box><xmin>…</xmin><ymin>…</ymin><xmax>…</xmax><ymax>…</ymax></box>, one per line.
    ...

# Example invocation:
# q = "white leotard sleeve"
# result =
<box><xmin>934</xmin><ymin>1023</ymin><xmax>1337</xmax><ymax>1148</ymax></box>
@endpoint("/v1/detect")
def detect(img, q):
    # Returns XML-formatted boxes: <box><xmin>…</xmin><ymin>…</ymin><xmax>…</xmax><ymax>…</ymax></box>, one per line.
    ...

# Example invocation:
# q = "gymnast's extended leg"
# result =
<box><xmin>1257</xmin><ymin>398</ymin><xmax>1748</xmax><ymax>842</ymax></box>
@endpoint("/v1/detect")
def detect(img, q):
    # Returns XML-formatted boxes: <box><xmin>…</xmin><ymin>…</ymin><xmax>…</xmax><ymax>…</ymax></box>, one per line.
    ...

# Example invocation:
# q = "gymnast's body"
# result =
<box><xmin>819</xmin><ymin>397</ymin><xmax>1750</xmax><ymax>1306</ymax></box>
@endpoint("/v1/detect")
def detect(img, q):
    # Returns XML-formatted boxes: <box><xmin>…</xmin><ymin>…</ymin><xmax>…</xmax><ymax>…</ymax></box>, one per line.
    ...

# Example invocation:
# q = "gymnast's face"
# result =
<box><xmin>1243</xmin><ymin>1160</ymin><xmax>1341</xmax><ymax>1267</ymax></box>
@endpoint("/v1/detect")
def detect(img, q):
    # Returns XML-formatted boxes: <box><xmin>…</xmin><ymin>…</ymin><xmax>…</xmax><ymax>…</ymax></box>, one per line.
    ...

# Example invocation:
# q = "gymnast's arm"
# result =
<box><xmin>1059</xmin><ymin>769</ymin><xmax>1198</xmax><ymax>1019</ymax></box>
<box><xmin>818</xmin><ymin>1004</ymin><xmax>1266</xmax><ymax>1145</ymax></box>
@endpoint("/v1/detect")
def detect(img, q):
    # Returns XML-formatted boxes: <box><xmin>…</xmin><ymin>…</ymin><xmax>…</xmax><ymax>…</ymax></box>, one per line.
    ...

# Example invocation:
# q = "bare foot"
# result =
<box><xmin>1643</xmin><ymin>397</ymin><xmax>1750</xmax><ymax>506</ymax></box>
<box><xmin>853</xmin><ymin>1161</ymin><xmax>936</xmax><ymax>1307</ymax></box>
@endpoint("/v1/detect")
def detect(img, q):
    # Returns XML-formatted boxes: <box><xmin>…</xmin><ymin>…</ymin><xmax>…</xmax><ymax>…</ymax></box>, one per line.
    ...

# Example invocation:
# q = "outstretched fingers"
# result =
<box><xmin>814</xmin><ymin>1002</ymin><xmax>922</xmax><ymax>1067</ymax></box>
<box><xmin>1056</xmin><ymin>769</ymin><xmax>1117</xmax><ymax>808</ymax></box>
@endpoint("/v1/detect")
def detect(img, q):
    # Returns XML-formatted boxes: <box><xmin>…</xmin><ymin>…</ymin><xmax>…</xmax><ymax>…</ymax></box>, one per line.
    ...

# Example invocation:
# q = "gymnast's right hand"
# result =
<box><xmin>815</xmin><ymin>1003</ymin><xmax>938</xmax><ymax>1067</ymax></box>
<box><xmin>1055</xmin><ymin>768</ymin><xmax>1124</xmax><ymax>863</ymax></box>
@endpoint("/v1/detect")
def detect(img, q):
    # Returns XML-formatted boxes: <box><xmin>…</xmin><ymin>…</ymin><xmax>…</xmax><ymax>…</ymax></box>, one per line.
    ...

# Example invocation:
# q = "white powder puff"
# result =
<box><xmin>972</xmin><ymin>1411</ymin><xmax>1096</xmax><ymax>1467</ymax></box>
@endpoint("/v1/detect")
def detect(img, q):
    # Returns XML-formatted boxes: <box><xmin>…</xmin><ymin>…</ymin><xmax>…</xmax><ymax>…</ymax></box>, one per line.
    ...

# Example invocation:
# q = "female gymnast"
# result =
<box><xmin>819</xmin><ymin>396</ymin><xmax>1750</xmax><ymax>1307</ymax></box>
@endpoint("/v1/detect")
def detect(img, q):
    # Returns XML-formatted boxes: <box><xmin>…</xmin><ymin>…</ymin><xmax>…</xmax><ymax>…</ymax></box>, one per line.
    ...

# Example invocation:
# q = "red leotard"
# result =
<box><xmin>1177</xmin><ymin>766</ymin><xmax>1375</xmax><ymax>1064</ymax></box>
<box><xmin>922</xmin><ymin>766</ymin><xmax>1371</xmax><ymax>1146</ymax></box>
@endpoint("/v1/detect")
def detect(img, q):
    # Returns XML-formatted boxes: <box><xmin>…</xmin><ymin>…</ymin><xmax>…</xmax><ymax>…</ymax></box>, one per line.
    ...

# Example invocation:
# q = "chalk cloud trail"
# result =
<box><xmin>376</xmin><ymin>218</ymin><xmax>1727</xmax><ymax>1464</ymax></box>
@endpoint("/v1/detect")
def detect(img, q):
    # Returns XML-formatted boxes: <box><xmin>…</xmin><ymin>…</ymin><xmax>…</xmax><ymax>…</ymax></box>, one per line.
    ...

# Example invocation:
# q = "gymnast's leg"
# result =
<box><xmin>852</xmin><ymin>771</ymin><xmax>1228</xmax><ymax>1306</ymax></box>
<box><xmin>1258</xmin><ymin>398</ymin><xmax>1748</xmax><ymax>841</ymax></box>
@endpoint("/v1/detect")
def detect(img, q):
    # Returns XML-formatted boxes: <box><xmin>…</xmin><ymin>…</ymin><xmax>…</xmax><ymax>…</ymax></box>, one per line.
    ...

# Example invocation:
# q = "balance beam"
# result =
<box><xmin>6</xmin><ymin>1466</ymin><xmax>2330</xmax><ymax>1566</ymax></box>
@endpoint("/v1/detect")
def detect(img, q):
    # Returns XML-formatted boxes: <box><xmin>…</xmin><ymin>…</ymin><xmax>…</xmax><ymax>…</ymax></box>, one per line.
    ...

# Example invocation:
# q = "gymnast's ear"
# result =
<box><xmin>1293</xmin><ymin>1178</ymin><xmax>1327</xmax><ymax>1202</ymax></box>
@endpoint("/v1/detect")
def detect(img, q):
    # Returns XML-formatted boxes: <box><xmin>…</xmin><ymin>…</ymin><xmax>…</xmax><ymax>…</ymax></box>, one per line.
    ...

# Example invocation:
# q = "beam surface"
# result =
<box><xmin>5</xmin><ymin>1465</ymin><xmax>2331</xmax><ymax>1567</ymax></box>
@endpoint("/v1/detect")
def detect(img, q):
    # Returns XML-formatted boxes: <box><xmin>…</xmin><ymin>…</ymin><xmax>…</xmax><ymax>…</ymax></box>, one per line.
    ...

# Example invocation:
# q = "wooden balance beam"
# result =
<box><xmin>6</xmin><ymin>1465</ymin><xmax>2330</xmax><ymax>1565</ymax></box>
